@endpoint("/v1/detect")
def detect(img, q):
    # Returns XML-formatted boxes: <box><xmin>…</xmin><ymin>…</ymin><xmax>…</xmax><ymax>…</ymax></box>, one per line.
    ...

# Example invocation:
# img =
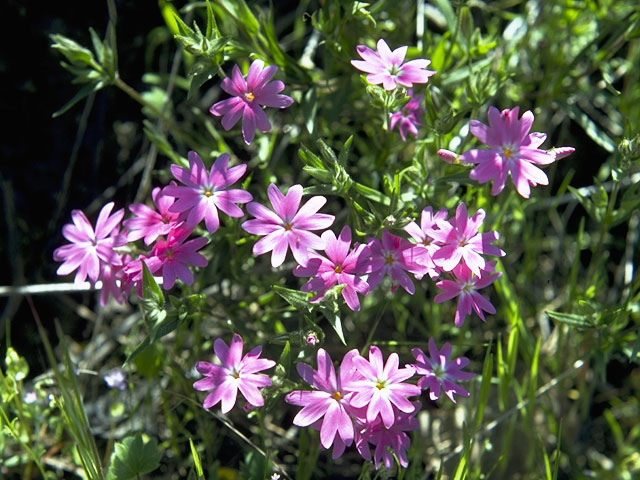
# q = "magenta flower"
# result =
<box><xmin>439</xmin><ymin>107</ymin><xmax>575</xmax><ymax>198</ymax></box>
<box><xmin>412</xmin><ymin>338</ymin><xmax>476</xmax><ymax>403</ymax></box>
<box><xmin>53</xmin><ymin>202</ymin><xmax>127</xmax><ymax>284</ymax></box>
<box><xmin>293</xmin><ymin>226</ymin><xmax>371</xmax><ymax>311</ymax></box>
<box><xmin>124</xmin><ymin>184</ymin><xmax>183</xmax><ymax>245</ymax></box>
<box><xmin>194</xmin><ymin>334</ymin><xmax>275</xmax><ymax>413</ymax></box>
<box><xmin>389</xmin><ymin>90</ymin><xmax>425</xmax><ymax>141</ymax></box>
<box><xmin>210</xmin><ymin>59</ymin><xmax>294</xmax><ymax>145</ymax></box>
<box><xmin>149</xmin><ymin>228</ymin><xmax>208</xmax><ymax>290</ymax></box>
<box><xmin>434</xmin><ymin>261</ymin><xmax>502</xmax><ymax>327</ymax></box>
<box><xmin>285</xmin><ymin>349</ymin><xmax>361</xmax><ymax>452</ymax></box>
<box><xmin>344</xmin><ymin>346</ymin><xmax>420</xmax><ymax>428</ymax></box>
<box><xmin>366</xmin><ymin>229</ymin><xmax>425</xmax><ymax>294</ymax></box>
<box><xmin>351</xmin><ymin>39</ymin><xmax>436</xmax><ymax>91</ymax></box>
<box><xmin>164</xmin><ymin>151</ymin><xmax>252</xmax><ymax>234</ymax></box>
<box><xmin>241</xmin><ymin>184</ymin><xmax>335</xmax><ymax>268</ymax></box>
<box><xmin>357</xmin><ymin>404</ymin><xmax>420</xmax><ymax>469</ymax></box>
<box><xmin>430</xmin><ymin>203</ymin><xmax>504</xmax><ymax>276</ymax></box>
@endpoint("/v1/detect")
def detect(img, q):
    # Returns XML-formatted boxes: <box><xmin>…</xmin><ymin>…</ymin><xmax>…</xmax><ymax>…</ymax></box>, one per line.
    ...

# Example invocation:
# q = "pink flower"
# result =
<box><xmin>366</xmin><ymin>229</ymin><xmax>425</xmax><ymax>294</ymax></box>
<box><xmin>285</xmin><ymin>349</ymin><xmax>361</xmax><ymax>453</ymax></box>
<box><xmin>412</xmin><ymin>338</ymin><xmax>476</xmax><ymax>403</ymax></box>
<box><xmin>210</xmin><ymin>59</ymin><xmax>294</xmax><ymax>145</ymax></box>
<box><xmin>53</xmin><ymin>202</ymin><xmax>127</xmax><ymax>284</ymax></box>
<box><xmin>351</xmin><ymin>39</ymin><xmax>436</xmax><ymax>91</ymax></box>
<box><xmin>164</xmin><ymin>151</ymin><xmax>252</xmax><ymax>234</ymax></box>
<box><xmin>439</xmin><ymin>107</ymin><xmax>575</xmax><ymax>198</ymax></box>
<box><xmin>194</xmin><ymin>333</ymin><xmax>275</xmax><ymax>413</ymax></box>
<box><xmin>344</xmin><ymin>346</ymin><xmax>420</xmax><ymax>428</ymax></box>
<box><xmin>293</xmin><ymin>226</ymin><xmax>371</xmax><ymax>311</ymax></box>
<box><xmin>402</xmin><ymin>206</ymin><xmax>449</xmax><ymax>279</ymax></box>
<box><xmin>241</xmin><ymin>184</ymin><xmax>335</xmax><ymax>268</ymax></box>
<box><xmin>389</xmin><ymin>90</ymin><xmax>425</xmax><ymax>141</ymax></box>
<box><xmin>357</xmin><ymin>404</ymin><xmax>420</xmax><ymax>469</ymax></box>
<box><xmin>123</xmin><ymin>184</ymin><xmax>183</xmax><ymax>245</ymax></box>
<box><xmin>429</xmin><ymin>203</ymin><xmax>504</xmax><ymax>276</ymax></box>
<box><xmin>149</xmin><ymin>228</ymin><xmax>208</xmax><ymax>290</ymax></box>
<box><xmin>434</xmin><ymin>261</ymin><xmax>501</xmax><ymax>327</ymax></box>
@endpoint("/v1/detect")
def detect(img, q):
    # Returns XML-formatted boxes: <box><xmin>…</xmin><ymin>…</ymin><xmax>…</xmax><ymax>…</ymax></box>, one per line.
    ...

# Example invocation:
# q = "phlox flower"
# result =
<box><xmin>194</xmin><ymin>333</ymin><xmax>275</xmax><ymax>413</ymax></box>
<box><xmin>438</xmin><ymin>106</ymin><xmax>575</xmax><ymax>198</ymax></box>
<box><xmin>293</xmin><ymin>226</ymin><xmax>371</xmax><ymax>311</ymax></box>
<box><xmin>148</xmin><ymin>228</ymin><xmax>208</xmax><ymax>290</ymax></box>
<box><xmin>402</xmin><ymin>206</ymin><xmax>449</xmax><ymax>279</ymax></box>
<box><xmin>357</xmin><ymin>403</ymin><xmax>420</xmax><ymax>470</ymax></box>
<box><xmin>344</xmin><ymin>346</ymin><xmax>420</xmax><ymax>428</ymax></box>
<box><xmin>210</xmin><ymin>59</ymin><xmax>294</xmax><ymax>145</ymax></box>
<box><xmin>389</xmin><ymin>89</ymin><xmax>425</xmax><ymax>141</ymax></box>
<box><xmin>412</xmin><ymin>338</ymin><xmax>476</xmax><ymax>403</ymax></box>
<box><xmin>366</xmin><ymin>229</ymin><xmax>425</xmax><ymax>294</ymax></box>
<box><xmin>351</xmin><ymin>39</ymin><xmax>436</xmax><ymax>91</ymax></box>
<box><xmin>123</xmin><ymin>184</ymin><xmax>183</xmax><ymax>245</ymax></box>
<box><xmin>285</xmin><ymin>349</ymin><xmax>361</xmax><ymax>453</ymax></box>
<box><xmin>164</xmin><ymin>151</ymin><xmax>252</xmax><ymax>234</ymax></box>
<box><xmin>434</xmin><ymin>261</ymin><xmax>502</xmax><ymax>327</ymax></box>
<box><xmin>242</xmin><ymin>184</ymin><xmax>335</xmax><ymax>268</ymax></box>
<box><xmin>430</xmin><ymin>203</ymin><xmax>504</xmax><ymax>276</ymax></box>
<box><xmin>53</xmin><ymin>202</ymin><xmax>127</xmax><ymax>284</ymax></box>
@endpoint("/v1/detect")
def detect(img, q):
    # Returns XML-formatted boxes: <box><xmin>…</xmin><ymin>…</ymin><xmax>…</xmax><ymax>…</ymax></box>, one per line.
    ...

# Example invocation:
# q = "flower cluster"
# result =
<box><xmin>282</xmin><ymin>343</ymin><xmax>474</xmax><ymax>468</ymax></box>
<box><xmin>54</xmin><ymin>150</ymin><xmax>252</xmax><ymax>304</ymax></box>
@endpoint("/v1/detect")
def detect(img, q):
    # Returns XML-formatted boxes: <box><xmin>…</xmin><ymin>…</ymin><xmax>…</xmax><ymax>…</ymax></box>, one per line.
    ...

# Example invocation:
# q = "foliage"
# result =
<box><xmin>2</xmin><ymin>0</ymin><xmax>640</xmax><ymax>479</ymax></box>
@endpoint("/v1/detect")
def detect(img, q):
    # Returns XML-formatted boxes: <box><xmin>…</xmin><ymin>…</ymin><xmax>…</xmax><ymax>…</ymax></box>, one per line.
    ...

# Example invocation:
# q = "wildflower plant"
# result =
<box><xmin>9</xmin><ymin>1</ymin><xmax>640</xmax><ymax>480</ymax></box>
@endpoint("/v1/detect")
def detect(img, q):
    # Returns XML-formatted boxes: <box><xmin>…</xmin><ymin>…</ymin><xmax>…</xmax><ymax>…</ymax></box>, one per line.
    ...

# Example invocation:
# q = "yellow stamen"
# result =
<box><xmin>385</xmin><ymin>255</ymin><xmax>394</xmax><ymax>265</ymax></box>
<box><xmin>244</xmin><ymin>92</ymin><xmax>255</xmax><ymax>102</ymax></box>
<box><xmin>334</xmin><ymin>265</ymin><xmax>343</xmax><ymax>273</ymax></box>
<box><xmin>332</xmin><ymin>391</ymin><xmax>342</xmax><ymax>401</ymax></box>
<box><xmin>376</xmin><ymin>381</ymin><xmax>386</xmax><ymax>390</ymax></box>
<box><xmin>503</xmin><ymin>147</ymin><xmax>514</xmax><ymax>158</ymax></box>
<box><xmin>203</xmin><ymin>188</ymin><xmax>213</xmax><ymax>197</ymax></box>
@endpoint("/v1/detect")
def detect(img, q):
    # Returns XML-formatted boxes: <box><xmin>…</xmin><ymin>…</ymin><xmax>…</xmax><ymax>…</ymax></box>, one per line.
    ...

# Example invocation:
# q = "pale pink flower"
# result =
<box><xmin>293</xmin><ymin>226</ymin><xmax>371</xmax><ymax>311</ymax></box>
<box><xmin>439</xmin><ymin>107</ymin><xmax>575</xmax><ymax>198</ymax></box>
<box><xmin>389</xmin><ymin>90</ymin><xmax>425</xmax><ymax>141</ymax></box>
<box><xmin>53</xmin><ymin>202</ymin><xmax>127</xmax><ymax>284</ymax></box>
<box><xmin>210</xmin><ymin>59</ymin><xmax>294</xmax><ymax>145</ymax></box>
<box><xmin>351</xmin><ymin>39</ymin><xmax>436</xmax><ymax>91</ymax></box>
<box><xmin>402</xmin><ymin>206</ymin><xmax>449</xmax><ymax>279</ymax></box>
<box><xmin>430</xmin><ymin>203</ymin><xmax>504</xmax><ymax>276</ymax></box>
<box><xmin>344</xmin><ymin>346</ymin><xmax>420</xmax><ymax>428</ymax></box>
<box><xmin>149</xmin><ymin>228</ymin><xmax>208</xmax><ymax>290</ymax></box>
<box><xmin>124</xmin><ymin>184</ymin><xmax>183</xmax><ymax>245</ymax></box>
<box><xmin>285</xmin><ymin>349</ymin><xmax>361</xmax><ymax>452</ymax></box>
<box><xmin>194</xmin><ymin>333</ymin><xmax>275</xmax><ymax>413</ymax></box>
<box><xmin>434</xmin><ymin>261</ymin><xmax>501</xmax><ymax>327</ymax></box>
<box><xmin>366</xmin><ymin>229</ymin><xmax>425</xmax><ymax>294</ymax></box>
<box><xmin>164</xmin><ymin>151</ymin><xmax>252</xmax><ymax>234</ymax></box>
<box><xmin>412</xmin><ymin>338</ymin><xmax>476</xmax><ymax>403</ymax></box>
<box><xmin>241</xmin><ymin>184</ymin><xmax>335</xmax><ymax>268</ymax></box>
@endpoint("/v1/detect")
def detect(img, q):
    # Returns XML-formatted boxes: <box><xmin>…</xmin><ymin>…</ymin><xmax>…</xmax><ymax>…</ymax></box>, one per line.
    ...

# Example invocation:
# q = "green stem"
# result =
<box><xmin>360</xmin><ymin>300</ymin><xmax>388</xmax><ymax>355</ymax></box>
<box><xmin>113</xmin><ymin>75</ymin><xmax>185</xmax><ymax>139</ymax></box>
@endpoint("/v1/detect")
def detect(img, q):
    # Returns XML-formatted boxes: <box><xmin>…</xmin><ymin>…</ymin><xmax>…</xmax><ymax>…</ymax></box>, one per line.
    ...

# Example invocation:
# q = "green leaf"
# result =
<box><xmin>189</xmin><ymin>438</ymin><xmax>205</xmax><ymax>480</ymax></box>
<box><xmin>107</xmin><ymin>434</ymin><xmax>161</xmax><ymax>480</ymax></box>
<box><xmin>273</xmin><ymin>285</ymin><xmax>313</xmax><ymax>313</ymax></box>
<box><xmin>546</xmin><ymin>310</ymin><xmax>595</xmax><ymax>328</ymax></box>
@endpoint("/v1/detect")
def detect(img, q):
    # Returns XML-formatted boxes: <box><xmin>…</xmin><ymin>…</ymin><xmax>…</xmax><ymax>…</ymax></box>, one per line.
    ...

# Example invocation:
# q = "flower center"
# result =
<box><xmin>203</xmin><ymin>188</ymin><xmax>214</xmax><ymax>197</ymax></box>
<box><xmin>461</xmin><ymin>281</ymin><xmax>474</xmax><ymax>294</ymax></box>
<box><xmin>165</xmin><ymin>248</ymin><xmax>174</xmax><ymax>260</ymax></box>
<box><xmin>384</xmin><ymin>254</ymin><xmax>395</xmax><ymax>265</ymax></box>
<box><xmin>244</xmin><ymin>92</ymin><xmax>255</xmax><ymax>102</ymax></box>
<box><xmin>375</xmin><ymin>380</ymin><xmax>386</xmax><ymax>390</ymax></box>
<box><xmin>283</xmin><ymin>221</ymin><xmax>293</xmax><ymax>231</ymax></box>
<box><xmin>334</xmin><ymin>265</ymin><xmax>343</xmax><ymax>273</ymax></box>
<box><xmin>332</xmin><ymin>390</ymin><xmax>342</xmax><ymax>401</ymax></box>
<box><xmin>388</xmin><ymin>64</ymin><xmax>401</xmax><ymax>76</ymax></box>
